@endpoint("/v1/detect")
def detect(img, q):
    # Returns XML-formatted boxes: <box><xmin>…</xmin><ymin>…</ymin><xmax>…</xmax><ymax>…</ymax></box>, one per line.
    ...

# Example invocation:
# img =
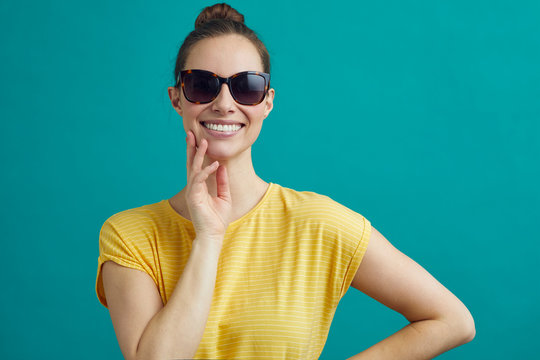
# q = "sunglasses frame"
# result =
<box><xmin>177</xmin><ymin>69</ymin><xmax>271</xmax><ymax>106</ymax></box>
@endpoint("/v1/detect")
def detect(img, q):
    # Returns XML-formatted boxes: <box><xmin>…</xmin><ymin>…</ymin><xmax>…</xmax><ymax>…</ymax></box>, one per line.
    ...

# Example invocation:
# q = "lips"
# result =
<box><xmin>200</xmin><ymin>121</ymin><xmax>244</xmax><ymax>138</ymax></box>
<box><xmin>200</xmin><ymin>120</ymin><xmax>245</xmax><ymax>126</ymax></box>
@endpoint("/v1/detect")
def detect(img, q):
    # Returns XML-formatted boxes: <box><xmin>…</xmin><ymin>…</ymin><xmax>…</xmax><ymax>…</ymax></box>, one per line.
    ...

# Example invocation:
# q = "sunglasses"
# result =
<box><xmin>177</xmin><ymin>69</ymin><xmax>271</xmax><ymax>106</ymax></box>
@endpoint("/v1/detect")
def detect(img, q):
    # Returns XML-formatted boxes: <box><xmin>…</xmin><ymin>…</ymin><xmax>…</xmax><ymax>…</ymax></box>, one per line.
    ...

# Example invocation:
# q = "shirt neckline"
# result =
<box><xmin>163</xmin><ymin>182</ymin><xmax>276</xmax><ymax>229</ymax></box>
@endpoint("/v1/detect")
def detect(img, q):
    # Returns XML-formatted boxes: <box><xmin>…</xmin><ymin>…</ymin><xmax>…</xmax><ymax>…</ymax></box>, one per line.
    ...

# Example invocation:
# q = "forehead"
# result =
<box><xmin>184</xmin><ymin>34</ymin><xmax>264</xmax><ymax>77</ymax></box>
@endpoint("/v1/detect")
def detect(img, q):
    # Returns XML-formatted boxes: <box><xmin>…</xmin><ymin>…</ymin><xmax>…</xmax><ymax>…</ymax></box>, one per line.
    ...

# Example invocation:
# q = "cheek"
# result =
<box><xmin>181</xmin><ymin>105</ymin><xmax>205</xmax><ymax>127</ymax></box>
<box><xmin>245</xmin><ymin>107</ymin><xmax>266</xmax><ymax>124</ymax></box>
<box><xmin>183</xmin><ymin>104</ymin><xmax>200</xmax><ymax>118</ymax></box>
<box><xmin>245</xmin><ymin>112</ymin><xmax>265</xmax><ymax>139</ymax></box>
<box><xmin>181</xmin><ymin>106</ymin><xmax>206</xmax><ymax>142</ymax></box>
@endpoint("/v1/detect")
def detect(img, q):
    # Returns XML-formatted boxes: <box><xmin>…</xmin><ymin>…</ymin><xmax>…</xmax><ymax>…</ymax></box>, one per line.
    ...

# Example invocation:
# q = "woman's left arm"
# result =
<box><xmin>346</xmin><ymin>226</ymin><xmax>475</xmax><ymax>360</ymax></box>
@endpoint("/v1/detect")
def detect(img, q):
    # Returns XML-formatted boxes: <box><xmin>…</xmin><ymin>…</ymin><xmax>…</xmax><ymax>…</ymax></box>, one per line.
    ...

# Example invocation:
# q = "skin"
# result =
<box><xmin>169</xmin><ymin>36</ymin><xmax>475</xmax><ymax>359</ymax></box>
<box><xmin>347</xmin><ymin>226</ymin><xmax>475</xmax><ymax>359</ymax></box>
<box><xmin>167</xmin><ymin>34</ymin><xmax>275</xmax><ymax>229</ymax></box>
<box><xmin>104</xmin><ymin>32</ymin><xmax>475</xmax><ymax>359</ymax></box>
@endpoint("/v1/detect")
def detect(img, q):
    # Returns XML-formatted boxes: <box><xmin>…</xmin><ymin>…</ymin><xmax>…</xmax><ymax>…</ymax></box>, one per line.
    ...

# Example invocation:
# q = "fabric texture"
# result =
<box><xmin>96</xmin><ymin>182</ymin><xmax>371</xmax><ymax>359</ymax></box>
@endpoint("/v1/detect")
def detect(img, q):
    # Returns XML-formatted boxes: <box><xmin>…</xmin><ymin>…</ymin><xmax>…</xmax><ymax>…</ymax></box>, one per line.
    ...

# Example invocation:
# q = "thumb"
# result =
<box><xmin>215</xmin><ymin>165</ymin><xmax>231</xmax><ymax>202</ymax></box>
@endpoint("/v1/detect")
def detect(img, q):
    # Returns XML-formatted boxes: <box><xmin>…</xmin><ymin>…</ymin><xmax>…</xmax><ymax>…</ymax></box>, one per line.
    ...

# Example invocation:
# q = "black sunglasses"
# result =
<box><xmin>177</xmin><ymin>69</ymin><xmax>271</xmax><ymax>106</ymax></box>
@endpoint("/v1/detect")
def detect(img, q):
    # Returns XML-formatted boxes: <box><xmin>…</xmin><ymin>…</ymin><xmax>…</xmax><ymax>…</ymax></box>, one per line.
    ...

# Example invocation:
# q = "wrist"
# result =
<box><xmin>193</xmin><ymin>234</ymin><xmax>224</xmax><ymax>250</ymax></box>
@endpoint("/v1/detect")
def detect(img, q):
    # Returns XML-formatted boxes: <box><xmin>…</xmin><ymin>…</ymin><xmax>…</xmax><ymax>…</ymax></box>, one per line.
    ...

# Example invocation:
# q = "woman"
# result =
<box><xmin>96</xmin><ymin>3</ymin><xmax>475</xmax><ymax>359</ymax></box>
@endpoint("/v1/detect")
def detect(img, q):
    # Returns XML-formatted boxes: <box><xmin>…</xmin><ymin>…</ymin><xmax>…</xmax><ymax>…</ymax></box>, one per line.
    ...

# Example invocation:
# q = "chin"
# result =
<box><xmin>206</xmin><ymin>143</ymin><xmax>250</xmax><ymax>162</ymax></box>
<box><xmin>206</xmin><ymin>153</ymin><xmax>233</xmax><ymax>162</ymax></box>
<box><xmin>205</xmin><ymin>147</ymin><xmax>239</xmax><ymax>161</ymax></box>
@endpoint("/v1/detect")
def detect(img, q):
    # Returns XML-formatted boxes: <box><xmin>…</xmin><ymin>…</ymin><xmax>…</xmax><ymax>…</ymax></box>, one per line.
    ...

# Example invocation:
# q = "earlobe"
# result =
<box><xmin>168</xmin><ymin>86</ymin><xmax>183</xmax><ymax>116</ymax></box>
<box><xmin>263</xmin><ymin>88</ymin><xmax>275</xmax><ymax>118</ymax></box>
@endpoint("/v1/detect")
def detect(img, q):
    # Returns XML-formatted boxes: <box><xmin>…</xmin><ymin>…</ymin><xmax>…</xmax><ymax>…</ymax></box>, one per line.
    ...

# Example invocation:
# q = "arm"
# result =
<box><xmin>102</xmin><ymin>131</ymin><xmax>231</xmax><ymax>359</ymax></box>
<box><xmin>346</xmin><ymin>226</ymin><xmax>475</xmax><ymax>360</ymax></box>
<box><xmin>102</xmin><ymin>236</ymin><xmax>223</xmax><ymax>360</ymax></box>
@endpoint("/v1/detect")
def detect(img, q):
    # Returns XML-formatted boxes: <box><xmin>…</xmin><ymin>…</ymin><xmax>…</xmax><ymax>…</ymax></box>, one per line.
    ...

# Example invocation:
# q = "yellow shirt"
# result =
<box><xmin>96</xmin><ymin>182</ymin><xmax>371</xmax><ymax>359</ymax></box>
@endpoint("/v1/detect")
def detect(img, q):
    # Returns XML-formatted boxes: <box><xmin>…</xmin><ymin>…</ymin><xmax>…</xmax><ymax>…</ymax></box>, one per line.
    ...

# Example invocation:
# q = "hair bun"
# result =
<box><xmin>195</xmin><ymin>3</ymin><xmax>245</xmax><ymax>28</ymax></box>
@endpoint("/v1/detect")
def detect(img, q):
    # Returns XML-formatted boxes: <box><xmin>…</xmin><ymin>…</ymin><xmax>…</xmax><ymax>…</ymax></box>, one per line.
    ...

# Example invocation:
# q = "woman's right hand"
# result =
<box><xmin>184</xmin><ymin>130</ymin><xmax>233</xmax><ymax>243</ymax></box>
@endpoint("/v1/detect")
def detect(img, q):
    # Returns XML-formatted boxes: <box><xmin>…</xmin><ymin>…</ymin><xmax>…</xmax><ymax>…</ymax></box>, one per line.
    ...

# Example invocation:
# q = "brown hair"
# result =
<box><xmin>173</xmin><ymin>3</ymin><xmax>271</xmax><ymax>86</ymax></box>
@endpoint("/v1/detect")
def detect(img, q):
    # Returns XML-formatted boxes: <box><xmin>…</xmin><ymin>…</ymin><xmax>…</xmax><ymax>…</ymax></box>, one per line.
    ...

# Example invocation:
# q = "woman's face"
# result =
<box><xmin>168</xmin><ymin>34</ymin><xmax>275</xmax><ymax>161</ymax></box>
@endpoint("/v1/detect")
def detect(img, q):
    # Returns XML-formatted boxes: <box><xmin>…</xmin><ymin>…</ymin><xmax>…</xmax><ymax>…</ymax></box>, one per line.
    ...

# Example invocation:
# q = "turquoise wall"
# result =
<box><xmin>1</xmin><ymin>0</ymin><xmax>538</xmax><ymax>358</ymax></box>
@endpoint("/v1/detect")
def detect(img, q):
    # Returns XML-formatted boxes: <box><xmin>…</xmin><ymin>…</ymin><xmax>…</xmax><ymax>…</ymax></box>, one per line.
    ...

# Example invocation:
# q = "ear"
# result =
<box><xmin>168</xmin><ymin>86</ymin><xmax>183</xmax><ymax>116</ymax></box>
<box><xmin>262</xmin><ymin>88</ymin><xmax>275</xmax><ymax>119</ymax></box>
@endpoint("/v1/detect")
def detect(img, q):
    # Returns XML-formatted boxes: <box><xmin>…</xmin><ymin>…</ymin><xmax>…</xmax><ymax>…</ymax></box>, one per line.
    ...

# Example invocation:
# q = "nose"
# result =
<box><xmin>211</xmin><ymin>83</ymin><xmax>236</xmax><ymax>114</ymax></box>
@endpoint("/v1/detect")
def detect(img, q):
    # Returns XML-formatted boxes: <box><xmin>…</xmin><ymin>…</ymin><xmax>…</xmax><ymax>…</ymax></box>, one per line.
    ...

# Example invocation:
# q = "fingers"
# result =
<box><xmin>186</xmin><ymin>130</ymin><xmax>207</xmax><ymax>173</ymax></box>
<box><xmin>186</xmin><ymin>131</ymin><xmax>195</xmax><ymax>171</ymax></box>
<box><xmin>185</xmin><ymin>131</ymin><xmax>225</xmax><ymax>194</ymax></box>
<box><xmin>216</xmin><ymin>164</ymin><xmax>231</xmax><ymax>201</ymax></box>
<box><xmin>194</xmin><ymin>160</ymin><xmax>219</xmax><ymax>184</ymax></box>
<box><xmin>192</xmin><ymin>137</ymin><xmax>208</xmax><ymax>173</ymax></box>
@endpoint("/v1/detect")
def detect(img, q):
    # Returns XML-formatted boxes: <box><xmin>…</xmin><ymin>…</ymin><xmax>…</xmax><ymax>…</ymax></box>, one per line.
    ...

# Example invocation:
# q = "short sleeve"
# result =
<box><xmin>339</xmin><ymin>215</ymin><xmax>372</xmax><ymax>299</ymax></box>
<box><xmin>95</xmin><ymin>219</ymin><xmax>150</xmax><ymax>308</ymax></box>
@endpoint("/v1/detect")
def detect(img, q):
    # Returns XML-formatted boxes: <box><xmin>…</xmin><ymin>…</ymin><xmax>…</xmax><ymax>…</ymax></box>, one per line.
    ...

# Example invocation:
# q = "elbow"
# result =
<box><xmin>441</xmin><ymin>307</ymin><xmax>476</xmax><ymax>346</ymax></box>
<box><xmin>456</xmin><ymin>305</ymin><xmax>476</xmax><ymax>344</ymax></box>
<box><xmin>461</xmin><ymin>311</ymin><xmax>476</xmax><ymax>344</ymax></box>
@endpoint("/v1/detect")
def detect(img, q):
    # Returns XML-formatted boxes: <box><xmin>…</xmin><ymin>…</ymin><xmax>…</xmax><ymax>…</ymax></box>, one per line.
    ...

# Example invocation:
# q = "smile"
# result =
<box><xmin>201</xmin><ymin>122</ymin><xmax>243</xmax><ymax>132</ymax></box>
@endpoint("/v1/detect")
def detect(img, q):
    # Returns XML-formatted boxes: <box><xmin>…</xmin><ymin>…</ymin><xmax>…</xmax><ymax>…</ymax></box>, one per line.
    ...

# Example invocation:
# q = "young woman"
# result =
<box><xmin>96</xmin><ymin>3</ymin><xmax>475</xmax><ymax>359</ymax></box>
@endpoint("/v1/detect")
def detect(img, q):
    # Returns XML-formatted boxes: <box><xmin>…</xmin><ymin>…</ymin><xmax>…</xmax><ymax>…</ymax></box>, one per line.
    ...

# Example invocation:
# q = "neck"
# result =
<box><xmin>172</xmin><ymin>146</ymin><xmax>269</xmax><ymax>222</ymax></box>
<box><xmin>202</xmin><ymin>146</ymin><xmax>265</xmax><ymax>199</ymax></box>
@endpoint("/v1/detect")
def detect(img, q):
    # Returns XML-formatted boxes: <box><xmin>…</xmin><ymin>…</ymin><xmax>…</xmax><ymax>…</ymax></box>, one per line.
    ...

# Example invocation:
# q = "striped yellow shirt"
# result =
<box><xmin>96</xmin><ymin>182</ymin><xmax>371</xmax><ymax>359</ymax></box>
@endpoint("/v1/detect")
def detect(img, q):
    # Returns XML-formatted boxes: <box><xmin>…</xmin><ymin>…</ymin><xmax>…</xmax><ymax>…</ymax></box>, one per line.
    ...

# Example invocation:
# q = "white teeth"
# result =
<box><xmin>203</xmin><ymin>122</ymin><xmax>242</xmax><ymax>132</ymax></box>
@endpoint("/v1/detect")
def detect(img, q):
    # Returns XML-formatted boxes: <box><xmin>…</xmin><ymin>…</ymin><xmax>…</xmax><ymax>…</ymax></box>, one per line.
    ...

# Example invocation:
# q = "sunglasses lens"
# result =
<box><xmin>183</xmin><ymin>72</ymin><xmax>218</xmax><ymax>103</ymax></box>
<box><xmin>231</xmin><ymin>74</ymin><xmax>266</xmax><ymax>105</ymax></box>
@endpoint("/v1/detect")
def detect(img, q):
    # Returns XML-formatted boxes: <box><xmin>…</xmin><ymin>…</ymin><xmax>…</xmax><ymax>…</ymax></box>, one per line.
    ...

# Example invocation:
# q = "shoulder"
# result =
<box><xmin>272</xmin><ymin>183</ymin><xmax>368</xmax><ymax>228</ymax></box>
<box><xmin>103</xmin><ymin>200</ymin><xmax>168</xmax><ymax>232</ymax></box>
<box><xmin>99</xmin><ymin>200</ymin><xmax>171</xmax><ymax>247</ymax></box>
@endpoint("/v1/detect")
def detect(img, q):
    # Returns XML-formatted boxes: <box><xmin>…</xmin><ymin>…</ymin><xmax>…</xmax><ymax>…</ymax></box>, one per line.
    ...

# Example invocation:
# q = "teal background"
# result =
<box><xmin>1</xmin><ymin>0</ymin><xmax>538</xmax><ymax>358</ymax></box>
